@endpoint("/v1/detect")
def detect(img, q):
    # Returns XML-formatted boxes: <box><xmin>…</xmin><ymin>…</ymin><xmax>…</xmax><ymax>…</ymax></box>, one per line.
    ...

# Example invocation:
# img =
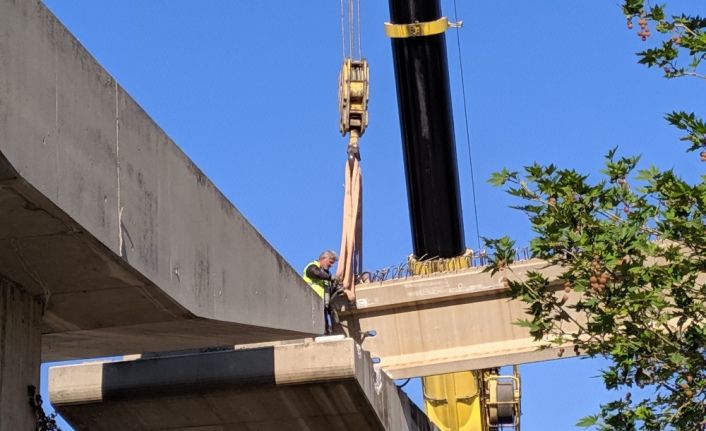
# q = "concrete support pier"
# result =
<box><xmin>0</xmin><ymin>277</ymin><xmax>43</xmax><ymax>431</ymax></box>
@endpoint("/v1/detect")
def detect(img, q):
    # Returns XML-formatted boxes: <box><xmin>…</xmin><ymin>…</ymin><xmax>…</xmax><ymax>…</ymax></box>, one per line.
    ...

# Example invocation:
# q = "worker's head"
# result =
<box><xmin>318</xmin><ymin>250</ymin><xmax>338</xmax><ymax>270</ymax></box>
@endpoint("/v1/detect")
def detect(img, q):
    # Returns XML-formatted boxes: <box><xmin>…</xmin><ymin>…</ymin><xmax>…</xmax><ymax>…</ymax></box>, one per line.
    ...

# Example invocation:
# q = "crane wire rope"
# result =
<box><xmin>451</xmin><ymin>0</ymin><xmax>482</xmax><ymax>251</ymax></box>
<box><xmin>357</xmin><ymin>0</ymin><xmax>363</xmax><ymax>59</ymax></box>
<box><xmin>349</xmin><ymin>0</ymin><xmax>354</xmax><ymax>57</ymax></box>
<box><xmin>340</xmin><ymin>0</ymin><xmax>346</xmax><ymax>59</ymax></box>
<box><xmin>340</xmin><ymin>0</ymin><xmax>363</xmax><ymax>60</ymax></box>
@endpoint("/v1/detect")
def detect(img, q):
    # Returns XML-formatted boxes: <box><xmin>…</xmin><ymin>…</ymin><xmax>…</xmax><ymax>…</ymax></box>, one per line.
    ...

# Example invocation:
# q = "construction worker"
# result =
<box><xmin>303</xmin><ymin>250</ymin><xmax>340</xmax><ymax>334</ymax></box>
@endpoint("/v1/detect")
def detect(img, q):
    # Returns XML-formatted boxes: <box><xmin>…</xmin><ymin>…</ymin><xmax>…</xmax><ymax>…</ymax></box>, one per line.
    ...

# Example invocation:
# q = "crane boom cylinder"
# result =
<box><xmin>387</xmin><ymin>0</ymin><xmax>465</xmax><ymax>259</ymax></box>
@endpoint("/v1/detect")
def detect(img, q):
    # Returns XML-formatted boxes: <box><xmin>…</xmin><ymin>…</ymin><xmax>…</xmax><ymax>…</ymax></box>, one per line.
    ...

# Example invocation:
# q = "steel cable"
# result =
<box><xmin>451</xmin><ymin>0</ymin><xmax>482</xmax><ymax>251</ymax></box>
<box><xmin>340</xmin><ymin>0</ymin><xmax>346</xmax><ymax>59</ymax></box>
<box><xmin>357</xmin><ymin>0</ymin><xmax>362</xmax><ymax>59</ymax></box>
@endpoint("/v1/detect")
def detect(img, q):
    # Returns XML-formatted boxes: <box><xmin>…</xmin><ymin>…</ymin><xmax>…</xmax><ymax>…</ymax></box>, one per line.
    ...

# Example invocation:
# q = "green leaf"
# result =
<box><xmin>669</xmin><ymin>352</ymin><xmax>687</xmax><ymax>366</ymax></box>
<box><xmin>636</xmin><ymin>165</ymin><xmax>659</xmax><ymax>181</ymax></box>
<box><xmin>649</xmin><ymin>5</ymin><xmax>665</xmax><ymax>21</ymax></box>
<box><xmin>488</xmin><ymin>168</ymin><xmax>518</xmax><ymax>187</ymax></box>
<box><xmin>576</xmin><ymin>415</ymin><xmax>599</xmax><ymax>428</ymax></box>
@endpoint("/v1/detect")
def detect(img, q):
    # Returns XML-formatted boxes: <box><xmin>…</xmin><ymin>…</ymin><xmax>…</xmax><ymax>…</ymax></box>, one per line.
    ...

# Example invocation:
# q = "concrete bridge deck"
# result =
<box><xmin>49</xmin><ymin>339</ymin><xmax>436</xmax><ymax>431</ymax></box>
<box><xmin>0</xmin><ymin>0</ymin><xmax>322</xmax><ymax>363</ymax></box>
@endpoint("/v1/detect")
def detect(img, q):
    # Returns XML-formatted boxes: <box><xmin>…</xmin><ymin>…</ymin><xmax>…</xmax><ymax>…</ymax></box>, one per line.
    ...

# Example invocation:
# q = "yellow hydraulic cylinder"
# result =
<box><xmin>423</xmin><ymin>371</ymin><xmax>484</xmax><ymax>431</ymax></box>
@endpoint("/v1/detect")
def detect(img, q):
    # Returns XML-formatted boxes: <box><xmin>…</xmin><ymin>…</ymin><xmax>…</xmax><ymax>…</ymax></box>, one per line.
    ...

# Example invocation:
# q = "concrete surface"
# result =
<box><xmin>0</xmin><ymin>0</ymin><xmax>323</xmax><ymax>361</ymax></box>
<box><xmin>49</xmin><ymin>339</ymin><xmax>437</xmax><ymax>431</ymax></box>
<box><xmin>340</xmin><ymin>260</ymin><xmax>582</xmax><ymax>379</ymax></box>
<box><xmin>0</xmin><ymin>276</ymin><xmax>42</xmax><ymax>430</ymax></box>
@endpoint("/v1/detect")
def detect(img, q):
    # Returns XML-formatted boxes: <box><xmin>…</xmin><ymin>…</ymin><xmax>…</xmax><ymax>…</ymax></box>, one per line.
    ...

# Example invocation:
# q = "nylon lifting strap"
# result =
<box><xmin>335</xmin><ymin>154</ymin><xmax>362</xmax><ymax>302</ymax></box>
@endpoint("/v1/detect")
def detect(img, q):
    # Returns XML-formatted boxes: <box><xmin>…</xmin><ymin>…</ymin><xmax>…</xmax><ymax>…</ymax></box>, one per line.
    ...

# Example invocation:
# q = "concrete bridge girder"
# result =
<box><xmin>342</xmin><ymin>260</ymin><xmax>582</xmax><ymax>379</ymax></box>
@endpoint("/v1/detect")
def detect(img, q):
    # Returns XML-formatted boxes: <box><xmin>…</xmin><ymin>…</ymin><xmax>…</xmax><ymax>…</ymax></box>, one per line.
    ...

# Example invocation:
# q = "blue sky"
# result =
<box><xmin>40</xmin><ymin>0</ymin><xmax>702</xmax><ymax>429</ymax></box>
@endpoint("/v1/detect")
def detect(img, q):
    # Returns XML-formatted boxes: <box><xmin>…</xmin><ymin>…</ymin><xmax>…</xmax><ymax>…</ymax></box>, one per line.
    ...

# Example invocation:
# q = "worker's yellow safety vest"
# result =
<box><xmin>302</xmin><ymin>260</ymin><xmax>326</xmax><ymax>299</ymax></box>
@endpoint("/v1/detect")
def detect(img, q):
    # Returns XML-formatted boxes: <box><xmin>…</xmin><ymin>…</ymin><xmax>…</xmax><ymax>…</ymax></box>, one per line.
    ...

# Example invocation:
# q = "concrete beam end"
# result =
<box><xmin>50</xmin><ymin>340</ymin><xmax>437</xmax><ymax>431</ymax></box>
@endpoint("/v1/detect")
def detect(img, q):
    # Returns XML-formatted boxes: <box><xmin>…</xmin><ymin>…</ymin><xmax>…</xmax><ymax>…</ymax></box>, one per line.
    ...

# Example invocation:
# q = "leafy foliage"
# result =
<box><xmin>28</xmin><ymin>385</ymin><xmax>61</xmax><ymax>431</ymax></box>
<box><xmin>666</xmin><ymin>112</ymin><xmax>706</xmax><ymax>153</ymax></box>
<box><xmin>489</xmin><ymin>150</ymin><xmax>706</xmax><ymax>429</ymax></box>
<box><xmin>621</xmin><ymin>2</ymin><xmax>705</xmax><ymax>80</ymax></box>
<box><xmin>485</xmin><ymin>2</ymin><xmax>706</xmax><ymax>429</ymax></box>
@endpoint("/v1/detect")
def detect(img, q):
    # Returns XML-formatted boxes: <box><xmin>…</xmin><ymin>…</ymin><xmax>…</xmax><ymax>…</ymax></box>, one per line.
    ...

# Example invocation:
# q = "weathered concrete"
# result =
<box><xmin>0</xmin><ymin>276</ymin><xmax>43</xmax><ymax>430</ymax></box>
<box><xmin>49</xmin><ymin>339</ymin><xmax>437</xmax><ymax>431</ymax></box>
<box><xmin>0</xmin><ymin>0</ymin><xmax>323</xmax><ymax>362</ymax></box>
<box><xmin>341</xmin><ymin>260</ymin><xmax>581</xmax><ymax>379</ymax></box>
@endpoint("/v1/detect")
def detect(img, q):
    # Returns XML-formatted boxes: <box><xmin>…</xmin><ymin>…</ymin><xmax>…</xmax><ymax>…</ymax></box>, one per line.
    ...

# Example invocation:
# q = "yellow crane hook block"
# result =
<box><xmin>338</xmin><ymin>58</ymin><xmax>369</xmax><ymax>151</ymax></box>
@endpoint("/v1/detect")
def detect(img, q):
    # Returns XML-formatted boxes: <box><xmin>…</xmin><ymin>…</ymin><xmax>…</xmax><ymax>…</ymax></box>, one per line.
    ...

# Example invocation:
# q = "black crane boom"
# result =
<box><xmin>388</xmin><ymin>0</ymin><xmax>466</xmax><ymax>259</ymax></box>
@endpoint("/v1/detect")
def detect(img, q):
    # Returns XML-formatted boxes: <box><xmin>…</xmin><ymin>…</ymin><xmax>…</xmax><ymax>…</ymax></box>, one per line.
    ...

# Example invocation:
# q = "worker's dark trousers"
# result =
<box><xmin>324</xmin><ymin>289</ymin><xmax>333</xmax><ymax>335</ymax></box>
<box><xmin>324</xmin><ymin>307</ymin><xmax>334</xmax><ymax>335</ymax></box>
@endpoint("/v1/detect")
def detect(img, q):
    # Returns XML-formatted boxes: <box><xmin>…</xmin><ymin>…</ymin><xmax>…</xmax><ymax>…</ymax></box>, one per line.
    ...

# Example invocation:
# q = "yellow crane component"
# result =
<box><xmin>384</xmin><ymin>16</ymin><xmax>462</xmax><ymax>39</ymax></box>
<box><xmin>423</xmin><ymin>368</ymin><xmax>521</xmax><ymax>431</ymax></box>
<box><xmin>338</xmin><ymin>58</ymin><xmax>369</xmax><ymax>150</ymax></box>
<box><xmin>407</xmin><ymin>249</ymin><xmax>474</xmax><ymax>275</ymax></box>
<box><xmin>483</xmin><ymin>368</ymin><xmax>521</xmax><ymax>430</ymax></box>
<box><xmin>423</xmin><ymin>372</ymin><xmax>484</xmax><ymax>431</ymax></box>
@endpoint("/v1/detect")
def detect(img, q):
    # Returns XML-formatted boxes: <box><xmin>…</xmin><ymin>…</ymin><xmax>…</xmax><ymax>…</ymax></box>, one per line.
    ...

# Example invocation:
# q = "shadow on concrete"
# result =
<box><xmin>101</xmin><ymin>347</ymin><xmax>275</xmax><ymax>400</ymax></box>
